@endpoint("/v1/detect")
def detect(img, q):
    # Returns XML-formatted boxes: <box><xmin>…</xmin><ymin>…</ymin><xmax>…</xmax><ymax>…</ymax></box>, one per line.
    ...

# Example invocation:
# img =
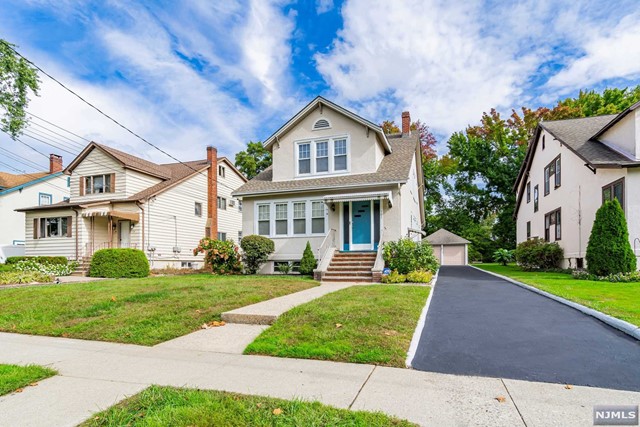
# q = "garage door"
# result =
<box><xmin>442</xmin><ymin>245</ymin><xmax>465</xmax><ymax>265</ymax></box>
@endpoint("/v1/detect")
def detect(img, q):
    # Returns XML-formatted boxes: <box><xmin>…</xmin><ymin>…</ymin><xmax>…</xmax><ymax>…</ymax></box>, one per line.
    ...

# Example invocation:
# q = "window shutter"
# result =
<box><xmin>67</xmin><ymin>216</ymin><xmax>73</xmax><ymax>237</ymax></box>
<box><xmin>110</xmin><ymin>173</ymin><xmax>116</xmax><ymax>192</ymax></box>
<box><xmin>79</xmin><ymin>176</ymin><xmax>85</xmax><ymax>196</ymax></box>
<box><xmin>33</xmin><ymin>218</ymin><xmax>39</xmax><ymax>239</ymax></box>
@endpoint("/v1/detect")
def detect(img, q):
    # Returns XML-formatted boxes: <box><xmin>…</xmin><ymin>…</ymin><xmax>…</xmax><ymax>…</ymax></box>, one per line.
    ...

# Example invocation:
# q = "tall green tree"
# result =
<box><xmin>234</xmin><ymin>141</ymin><xmax>272</xmax><ymax>180</ymax></box>
<box><xmin>0</xmin><ymin>39</ymin><xmax>40</xmax><ymax>138</ymax></box>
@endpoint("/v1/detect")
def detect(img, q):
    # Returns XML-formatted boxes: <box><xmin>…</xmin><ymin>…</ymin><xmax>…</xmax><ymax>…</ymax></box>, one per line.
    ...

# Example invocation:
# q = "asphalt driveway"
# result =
<box><xmin>411</xmin><ymin>266</ymin><xmax>640</xmax><ymax>391</ymax></box>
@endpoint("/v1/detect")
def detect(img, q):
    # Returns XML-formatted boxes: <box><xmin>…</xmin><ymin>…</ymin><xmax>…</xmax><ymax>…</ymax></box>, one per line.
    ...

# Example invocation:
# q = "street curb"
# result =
<box><xmin>405</xmin><ymin>268</ymin><xmax>439</xmax><ymax>368</ymax></box>
<box><xmin>471</xmin><ymin>266</ymin><xmax>640</xmax><ymax>341</ymax></box>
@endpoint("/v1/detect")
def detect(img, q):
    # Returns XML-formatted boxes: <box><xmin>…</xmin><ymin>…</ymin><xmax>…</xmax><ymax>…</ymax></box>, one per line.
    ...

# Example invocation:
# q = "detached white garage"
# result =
<box><xmin>425</xmin><ymin>228</ymin><xmax>470</xmax><ymax>266</ymax></box>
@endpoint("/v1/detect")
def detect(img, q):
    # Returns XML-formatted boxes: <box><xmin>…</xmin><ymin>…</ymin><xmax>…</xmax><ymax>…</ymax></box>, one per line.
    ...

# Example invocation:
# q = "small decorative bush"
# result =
<box><xmin>586</xmin><ymin>199</ymin><xmax>636</xmax><ymax>276</ymax></box>
<box><xmin>514</xmin><ymin>238</ymin><xmax>564</xmax><ymax>270</ymax></box>
<box><xmin>382</xmin><ymin>238</ymin><xmax>439</xmax><ymax>274</ymax></box>
<box><xmin>0</xmin><ymin>271</ymin><xmax>53</xmax><ymax>285</ymax></box>
<box><xmin>89</xmin><ymin>248</ymin><xmax>149</xmax><ymax>278</ymax></box>
<box><xmin>572</xmin><ymin>270</ymin><xmax>640</xmax><ymax>283</ymax></box>
<box><xmin>240</xmin><ymin>235</ymin><xmax>275</xmax><ymax>274</ymax></box>
<box><xmin>298</xmin><ymin>241</ymin><xmax>317</xmax><ymax>276</ymax></box>
<box><xmin>15</xmin><ymin>259</ymin><xmax>77</xmax><ymax>276</ymax></box>
<box><xmin>193</xmin><ymin>237</ymin><xmax>242</xmax><ymax>274</ymax></box>
<box><xmin>406</xmin><ymin>269</ymin><xmax>433</xmax><ymax>283</ymax></box>
<box><xmin>381</xmin><ymin>269</ymin><xmax>407</xmax><ymax>283</ymax></box>
<box><xmin>493</xmin><ymin>249</ymin><xmax>514</xmax><ymax>266</ymax></box>
<box><xmin>276</xmin><ymin>262</ymin><xmax>293</xmax><ymax>275</ymax></box>
<box><xmin>6</xmin><ymin>256</ymin><xmax>68</xmax><ymax>265</ymax></box>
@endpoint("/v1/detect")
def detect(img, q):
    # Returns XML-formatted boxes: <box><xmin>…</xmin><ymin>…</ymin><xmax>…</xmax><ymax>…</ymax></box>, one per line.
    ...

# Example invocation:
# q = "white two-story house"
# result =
<box><xmin>233</xmin><ymin>97</ymin><xmax>425</xmax><ymax>282</ymax></box>
<box><xmin>514</xmin><ymin>101</ymin><xmax>640</xmax><ymax>269</ymax></box>
<box><xmin>0</xmin><ymin>154</ymin><xmax>69</xmax><ymax>260</ymax></box>
<box><xmin>18</xmin><ymin>142</ymin><xmax>246</xmax><ymax>271</ymax></box>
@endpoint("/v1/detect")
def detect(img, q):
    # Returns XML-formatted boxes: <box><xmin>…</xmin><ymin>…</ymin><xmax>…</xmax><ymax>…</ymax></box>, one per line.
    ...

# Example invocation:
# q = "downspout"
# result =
<box><xmin>136</xmin><ymin>201</ymin><xmax>145</xmax><ymax>253</ymax></box>
<box><xmin>72</xmin><ymin>208</ymin><xmax>80</xmax><ymax>261</ymax></box>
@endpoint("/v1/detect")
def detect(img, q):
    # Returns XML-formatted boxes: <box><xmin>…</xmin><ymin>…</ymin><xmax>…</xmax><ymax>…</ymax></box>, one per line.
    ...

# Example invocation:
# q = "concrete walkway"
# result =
<box><xmin>221</xmin><ymin>282</ymin><xmax>354</xmax><ymax>324</ymax></box>
<box><xmin>1</xmin><ymin>332</ymin><xmax>639</xmax><ymax>427</ymax></box>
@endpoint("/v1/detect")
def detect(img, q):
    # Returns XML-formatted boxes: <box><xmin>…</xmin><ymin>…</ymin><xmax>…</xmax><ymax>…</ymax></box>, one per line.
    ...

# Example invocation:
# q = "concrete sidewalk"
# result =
<box><xmin>221</xmin><ymin>282</ymin><xmax>354</xmax><ymax>324</ymax></box>
<box><xmin>1</xmin><ymin>332</ymin><xmax>639</xmax><ymax>427</ymax></box>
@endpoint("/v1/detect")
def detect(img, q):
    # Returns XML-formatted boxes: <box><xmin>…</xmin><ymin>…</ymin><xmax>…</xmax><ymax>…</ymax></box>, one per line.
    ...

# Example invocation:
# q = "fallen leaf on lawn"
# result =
<box><xmin>495</xmin><ymin>396</ymin><xmax>506</xmax><ymax>403</ymax></box>
<box><xmin>383</xmin><ymin>330</ymin><xmax>398</xmax><ymax>336</ymax></box>
<box><xmin>195</xmin><ymin>309</ymin><xmax>201</xmax><ymax>314</ymax></box>
<box><xmin>111</xmin><ymin>296</ymin><xmax>116</xmax><ymax>302</ymax></box>
<box><xmin>207</xmin><ymin>320</ymin><xmax>226</xmax><ymax>327</ymax></box>
<box><xmin>335</xmin><ymin>323</ymin><xmax>342</xmax><ymax>328</ymax></box>
<box><xmin>564</xmin><ymin>384</ymin><xmax>573</xmax><ymax>389</ymax></box>
<box><xmin>14</xmin><ymin>388</ymin><xmax>23</xmax><ymax>393</ymax></box>
<box><xmin>11</xmin><ymin>324</ymin><xmax>16</xmax><ymax>330</ymax></box>
<box><xmin>200</xmin><ymin>323</ymin><xmax>209</xmax><ymax>330</ymax></box>
<box><xmin>29</xmin><ymin>382</ymin><xmax>38</xmax><ymax>387</ymax></box>
<box><xmin>256</xmin><ymin>403</ymin><xmax>263</xmax><ymax>408</ymax></box>
<box><xmin>62</xmin><ymin>333</ymin><xmax>69</xmax><ymax>338</ymax></box>
<box><xmin>273</xmin><ymin>408</ymin><xmax>283</xmax><ymax>415</ymax></box>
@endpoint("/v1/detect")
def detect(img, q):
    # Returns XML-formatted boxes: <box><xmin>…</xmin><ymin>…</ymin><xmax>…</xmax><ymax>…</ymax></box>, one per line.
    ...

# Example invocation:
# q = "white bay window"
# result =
<box><xmin>293</xmin><ymin>202</ymin><xmax>306</xmax><ymax>234</ymax></box>
<box><xmin>275</xmin><ymin>203</ymin><xmax>288</xmax><ymax>235</ymax></box>
<box><xmin>255</xmin><ymin>199</ymin><xmax>327</xmax><ymax>237</ymax></box>
<box><xmin>257</xmin><ymin>204</ymin><xmax>270</xmax><ymax>236</ymax></box>
<box><xmin>296</xmin><ymin>136</ymin><xmax>349</xmax><ymax>177</ymax></box>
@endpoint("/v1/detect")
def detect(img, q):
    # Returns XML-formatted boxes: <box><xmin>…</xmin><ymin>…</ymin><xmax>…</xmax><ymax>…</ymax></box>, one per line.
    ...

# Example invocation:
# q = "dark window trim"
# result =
<box><xmin>526</xmin><ymin>182</ymin><xmax>531</xmax><ymax>204</ymax></box>
<box><xmin>526</xmin><ymin>221</ymin><xmax>531</xmax><ymax>239</ymax></box>
<box><xmin>543</xmin><ymin>155</ymin><xmax>560</xmax><ymax>196</ymax></box>
<box><xmin>544</xmin><ymin>207</ymin><xmax>561</xmax><ymax>241</ymax></box>
<box><xmin>533</xmin><ymin>185</ymin><xmax>539</xmax><ymax>212</ymax></box>
<box><xmin>602</xmin><ymin>177</ymin><xmax>625</xmax><ymax>210</ymax></box>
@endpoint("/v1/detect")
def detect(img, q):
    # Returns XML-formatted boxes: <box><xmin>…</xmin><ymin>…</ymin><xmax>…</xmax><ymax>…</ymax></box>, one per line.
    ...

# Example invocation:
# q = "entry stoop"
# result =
<box><xmin>321</xmin><ymin>251</ymin><xmax>376</xmax><ymax>283</ymax></box>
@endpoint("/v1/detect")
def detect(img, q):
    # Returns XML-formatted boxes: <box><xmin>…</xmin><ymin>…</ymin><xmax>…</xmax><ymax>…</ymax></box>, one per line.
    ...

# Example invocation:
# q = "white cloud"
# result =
<box><xmin>546</xmin><ymin>13</ymin><xmax>640</xmax><ymax>90</ymax></box>
<box><xmin>316</xmin><ymin>0</ymin><xmax>334</xmax><ymax>14</ymax></box>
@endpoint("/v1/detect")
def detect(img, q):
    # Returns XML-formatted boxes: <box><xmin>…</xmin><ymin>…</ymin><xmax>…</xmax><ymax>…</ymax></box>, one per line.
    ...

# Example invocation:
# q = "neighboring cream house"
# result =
<box><xmin>0</xmin><ymin>154</ymin><xmax>69</xmax><ymax>256</ymax></box>
<box><xmin>514</xmin><ymin>101</ymin><xmax>640</xmax><ymax>269</ymax></box>
<box><xmin>233</xmin><ymin>97</ymin><xmax>425</xmax><ymax>282</ymax></box>
<box><xmin>18</xmin><ymin>142</ymin><xmax>246</xmax><ymax>270</ymax></box>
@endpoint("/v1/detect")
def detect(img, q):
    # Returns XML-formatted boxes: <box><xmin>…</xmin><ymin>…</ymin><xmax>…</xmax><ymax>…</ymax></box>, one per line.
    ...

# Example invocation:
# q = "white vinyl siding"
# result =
<box><xmin>216</xmin><ymin>160</ymin><xmax>245</xmax><ymax>244</ymax></box>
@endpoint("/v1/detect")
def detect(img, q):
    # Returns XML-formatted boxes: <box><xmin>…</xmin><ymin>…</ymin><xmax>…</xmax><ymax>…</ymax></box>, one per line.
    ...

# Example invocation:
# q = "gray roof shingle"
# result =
<box><xmin>233</xmin><ymin>133</ymin><xmax>419</xmax><ymax>196</ymax></box>
<box><xmin>424</xmin><ymin>228</ymin><xmax>470</xmax><ymax>245</ymax></box>
<box><xmin>540</xmin><ymin>115</ymin><xmax>640</xmax><ymax>166</ymax></box>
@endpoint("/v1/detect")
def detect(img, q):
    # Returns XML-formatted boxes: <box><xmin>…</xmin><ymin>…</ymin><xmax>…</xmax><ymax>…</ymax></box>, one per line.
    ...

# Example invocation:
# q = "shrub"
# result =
<box><xmin>6</xmin><ymin>256</ymin><xmax>68</xmax><ymax>265</ymax></box>
<box><xmin>0</xmin><ymin>271</ymin><xmax>53</xmax><ymax>285</ymax></box>
<box><xmin>193</xmin><ymin>237</ymin><xmax>242</xmax><ymax>274</ymax></box>
<box><xmin>240</xmin><ymin>235</ymin><xmax>275</xmax><ymax>274</ymax></box>
<box><xmin>493</xmin><ymin>248</ymin><xmax>514</xmax><ymax>266</ymax></box>
<box><xmin>298</xmin><ymin>241</ymin><xmax>317</xmax><ymax>276</ymax></box>
<box><xmin>586</xmin><ymin>199</ymin><xmax>636</xmax><ymax>276</ymax></box>
<box><xmin>406</xmin><ymin>269</ymin><xmax>433</xmax><ymax>283</ymax></box>
<box><xmin>89</xmin><ymin>248</ymin><xmax>149</xmax><ymax>278</ymax></box>
<box><xmin>381</xmin><ymin>269</ymin><xmax>406</xmax><ymax>283</ymax></box>
<box><xmin>572</xmin><ymin>270</ymin><xmax>640</xmax><ymax>283</ymax></box>
<box><xmin>514</xmin><ymin>238</ymin><xmax>564</xmax><ymax>270</ymax></box>
<box><xmin>276</xmin><ymin>262</ymin><xmax>293</xmax><ymax>274</ymax></box>
<box><xmin>382</xmin><ymin>238</ymin><xmax>439</xmax><ymax>274</ymax></box>
<box><xmin>15</xmin><ymin>259</ymin><xmax>77</xmax><ymax>276</ymax></box>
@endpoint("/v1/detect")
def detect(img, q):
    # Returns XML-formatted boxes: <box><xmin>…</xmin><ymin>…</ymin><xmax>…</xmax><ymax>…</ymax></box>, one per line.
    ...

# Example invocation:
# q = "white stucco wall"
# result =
<box><xmin>599</xmin><ymin>111</ymin><xmax>639</xmax><ymax>160</ymax></box>
<box><xmin>0</xmin><ymin>174</ymin><xmax>69</xmax><ymax>247</ymax></box>
<box><xmin>271</xmin><ymin>106</ymin><xmax>387</xmax><ymax>182</ymax></box>
<box><xmin>516</xmin><ymin>128</ymin><xmax>638</xmax><ymax>269</ymax></box>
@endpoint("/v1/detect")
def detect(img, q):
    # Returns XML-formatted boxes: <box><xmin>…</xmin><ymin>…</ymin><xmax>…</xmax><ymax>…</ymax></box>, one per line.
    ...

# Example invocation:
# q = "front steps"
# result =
<box><xmin>321</xmin><ymin>251</ymin><xmax>376</xmax><ymax>283</ymax></box>
<box><xmin>71</xmin><ymin>257</ymin><xmax>91</xmax><ymax>277</ymax></box>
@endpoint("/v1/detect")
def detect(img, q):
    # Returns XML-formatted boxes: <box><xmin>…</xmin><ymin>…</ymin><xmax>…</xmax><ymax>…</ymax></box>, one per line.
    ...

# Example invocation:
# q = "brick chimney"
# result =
<box><xmin>207</xmin><ymin>146</ymin><xmax>218</xmax><ymax>239</ymax></box>
<box><xmin>401</xmin><ymin>111</ymin><xmax>411</xmax><ymax>135</ymax></box>
<box><xmin>49</xmin><ymin>154</ymin><xmax>63</xmax><ymax>173</ymax></box>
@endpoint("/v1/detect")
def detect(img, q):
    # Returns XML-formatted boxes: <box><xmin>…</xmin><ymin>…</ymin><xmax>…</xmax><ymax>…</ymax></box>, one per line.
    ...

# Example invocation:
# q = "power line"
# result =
<box><xmin>27</xmin><ymin>112</ymin><xmax>91</xmax><ymax>143</ymax></box>
<box><xmin>0</xmin><ymin>160</ymin><xmax>70</xmax><ymax>195</ymax></box>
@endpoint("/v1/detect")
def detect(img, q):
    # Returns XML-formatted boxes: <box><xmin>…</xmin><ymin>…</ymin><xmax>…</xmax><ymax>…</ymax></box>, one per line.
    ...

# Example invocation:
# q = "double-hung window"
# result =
<box><xmin>544</xmin><ymin>155</ymin><xmax>561</xmax><ymax>195</ymax></box>
<box><xmin>275</xmin><ymin>203</ymin><xmax>288</xmax><ymax>235</ymax></box>
<box><xmin>217</xmin><ymin>196</ymin><xmax>227</xmax><ymax>210</ymax></box>
<box><xmin>316</xmin><ymin>141</ymin><xmax>329</xmax><ymax>173</ymax></box>
<box><xmin>257</xmin><ymin>204</ymin><xmax>270</xmax><ymax>236</ymax></box>
<box><xmin>35</xmin><ymin>217</ymin><xmax>69</xmax><ymax>238</ymax></box>
<box><xmin>554</xmin><ymin>156</ymin><xmax>561</xmax><ymax>187</ymax></box>
<box><xmin>544</xmin><ymin>208</ymin><xmax>561</xmax><ymax>241</ymax></box>
<box><xmin>602</xmin><ymin>178</ymin><xmax>624</xmax><ymax>210</ymax></box>
<box><xmin>296</xmin><ymin>137</ymin><xmax>349</xmax><ymax>176</ymax></box>
<box><xmin>293</xmin><ymin>202</ymin><xmax>306</xmax><ymax>234</ymax></box>
<box><xmin>533</xmin><ymin>185</ymin><xmax>539</xmax><ymax>212</ymax></box>
<box><xmin>526</xmin><ymin>182</ymin><xmax>531</xmax><ymax>204</ymax></box>
<box><xmin>298</xmin><ymin>143</ymin><xmax>311</xmax><ymax>174</ymax></box>
<box><xmin>526</xmin><ymin>221</ymin><xmax>531</xmax><ymax>239</ymax></box>
<box><xmin>39</xmin><ymin>193</ymin><xmax>52</xmax><ymax>206</ymax></box>
<box><xmin>311</xmin><ymin>201</ymin><xmax>325</xmax><ymax>234</ymax></box>
<box><xmin>194</xmin><ymin>202</ymin><xmax>202</xmax><ymax>217</ymax></box>
<box><xmin>84</xmin><ymin>174</ymin><xmax>112</xmax><ymax>194</ymax></box>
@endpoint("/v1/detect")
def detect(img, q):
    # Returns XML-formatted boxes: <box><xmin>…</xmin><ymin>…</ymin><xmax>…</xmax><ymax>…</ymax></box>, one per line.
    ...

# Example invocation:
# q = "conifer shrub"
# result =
<box><xmin>298</xmin><ymin>241</ymin><xmax>317</xmax><ymax>276</ymax></box>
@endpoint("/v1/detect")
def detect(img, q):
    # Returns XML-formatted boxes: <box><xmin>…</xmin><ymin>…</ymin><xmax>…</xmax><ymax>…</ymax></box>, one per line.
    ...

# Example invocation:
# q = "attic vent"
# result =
<box><xmin>313</xmin><ymin>119</ymin><xmax>331</xmax><ymax>130</ymax></box>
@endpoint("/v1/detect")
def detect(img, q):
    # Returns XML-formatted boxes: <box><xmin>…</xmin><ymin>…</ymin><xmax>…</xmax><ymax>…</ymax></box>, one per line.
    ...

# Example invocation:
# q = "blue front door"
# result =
<box><xmin>351</xmin><ymin>201</ymin><xmax>371</xmax><ymax>250</ymax></box>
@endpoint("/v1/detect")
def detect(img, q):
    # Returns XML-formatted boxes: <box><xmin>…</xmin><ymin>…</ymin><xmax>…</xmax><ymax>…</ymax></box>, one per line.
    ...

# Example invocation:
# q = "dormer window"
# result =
<box><xmin>313</xmin><ymin>118</ymin><xmax>331</xmax><ymax>130</ymax></box>
<box><xmin>296</xmin><ymin>137</ymin><xmax>349</xmax><ymax>177</ymax></box>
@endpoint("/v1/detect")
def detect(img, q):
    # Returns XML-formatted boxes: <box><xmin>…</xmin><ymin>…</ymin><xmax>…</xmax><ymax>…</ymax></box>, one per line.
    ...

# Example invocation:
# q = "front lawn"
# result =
<box><xmin>0</xmin><ymin>275</ymin><xmax>316</xmax><ymax>345</ymax></box>
<box><xmin>476</xmin><ymin>264</ymin><xmax>640</xmax><ymax>327</ymax></box>
<box><xmin>0</xmin><ymin>364</ymin><xmax>56</xmax><ymax>396</ymax></box>
<box><xmin>82</xmin><ymin>385</ymin><xmax>415</xmax><ymax>427</ymax></box>
<box><xmin>245</xmin><ymin>285</ymin><xmax>430</xmax><ymax>367</ymax></box>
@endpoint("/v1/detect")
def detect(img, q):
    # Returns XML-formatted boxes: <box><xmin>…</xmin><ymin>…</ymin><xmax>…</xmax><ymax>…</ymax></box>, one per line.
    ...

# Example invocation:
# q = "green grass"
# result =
<box><xmin>81</xmin><ymin>385</ymin><xmax>415</xmax><ymax>427</ymax></box>
<box><xmin>245</xmin><ymin>285</ymin><xmax>430</xmax><ymax>367</ymax></box>
<box><xmin>0</xmin><ymin>364</ymin><xmax>56</xmax><ymax>396</ymax></box>
<box><xmin>476</xmin><ymin>263</ymin><xmax>640</xmax><ymax>326</ymax></box>
<box><xmin>0</xmin><ymin>275</ymin><xmax>316</xmax><ymax>345</ymax></box>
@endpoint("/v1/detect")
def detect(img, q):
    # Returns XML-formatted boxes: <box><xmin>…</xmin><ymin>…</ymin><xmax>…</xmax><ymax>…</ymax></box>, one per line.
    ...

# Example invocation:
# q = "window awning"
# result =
<box><xmin>82</xmin><ymin>210</ymin><xmax>140</xmax><ymax>222</ymax></box>
<box><xmin>323</xmin><ymin>191</ymin><xmax>392</xmax><ymax>207</ymax></box>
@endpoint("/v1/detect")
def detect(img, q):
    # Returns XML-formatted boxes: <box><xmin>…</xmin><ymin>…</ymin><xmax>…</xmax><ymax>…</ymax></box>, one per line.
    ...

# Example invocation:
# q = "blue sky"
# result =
<box><xmin>1</xmin><ymin>0</ymin><xmax>640</xmax><ymax>172</ymax></box>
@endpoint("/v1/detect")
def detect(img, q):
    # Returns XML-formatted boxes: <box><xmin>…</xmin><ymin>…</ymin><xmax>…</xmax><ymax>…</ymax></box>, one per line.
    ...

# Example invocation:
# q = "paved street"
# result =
<box><xmin>411</xmin><ymin>266</ymin><xmax>640</xmax><ymax>391</ymax></box>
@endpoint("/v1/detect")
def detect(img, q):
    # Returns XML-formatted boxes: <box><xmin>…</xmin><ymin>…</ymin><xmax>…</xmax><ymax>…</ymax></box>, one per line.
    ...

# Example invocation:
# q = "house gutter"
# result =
<box><xmin>233</xmin><ymin>180</ymin><xmax>407</xmax><ymax>198</ymax></box>
<box><xmin>72</xmin><ymin>208</ymin><xmax>80</xmax><ymax>261</ymax></box>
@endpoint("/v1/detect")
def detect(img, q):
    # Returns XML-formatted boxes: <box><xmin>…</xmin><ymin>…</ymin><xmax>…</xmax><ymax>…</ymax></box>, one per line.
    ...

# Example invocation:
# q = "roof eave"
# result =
<box><xmin>232</xmin><ymin>179</ymin><xmax>406</xmax><ymax>198</ymax></box>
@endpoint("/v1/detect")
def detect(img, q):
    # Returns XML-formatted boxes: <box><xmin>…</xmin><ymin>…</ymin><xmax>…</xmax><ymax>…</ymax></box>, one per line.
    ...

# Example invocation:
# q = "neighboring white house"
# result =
<box><xmin>18</xmin><ymin>142</ymin><xmax>246</xmax><ymax>271</ymax></box>
<box><xmin>0</xmin><ymin>154</ymin><xmax>69</xmax><ymax>258</ymax></box>
<box><xmin>233</xmin><ymin>96</ymin><xmax>425</xmax><ymax>282</ymax></box>
<box><xmin>514</xmin><ymin>101</ymin><xmax>640</xmax><ymax>270</ymax></box>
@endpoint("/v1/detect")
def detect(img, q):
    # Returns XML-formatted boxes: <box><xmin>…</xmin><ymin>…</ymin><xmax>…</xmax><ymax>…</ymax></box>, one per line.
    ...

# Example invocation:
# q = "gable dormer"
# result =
<box><xmin>594</xmin><ymin>103</ymin><xmax>640</xmax><ymax>161</ymax></box>
<box><xmin>264</xmin><ymin>97</ymin><xmax>391</xmax><ymax>182</ymax></box>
